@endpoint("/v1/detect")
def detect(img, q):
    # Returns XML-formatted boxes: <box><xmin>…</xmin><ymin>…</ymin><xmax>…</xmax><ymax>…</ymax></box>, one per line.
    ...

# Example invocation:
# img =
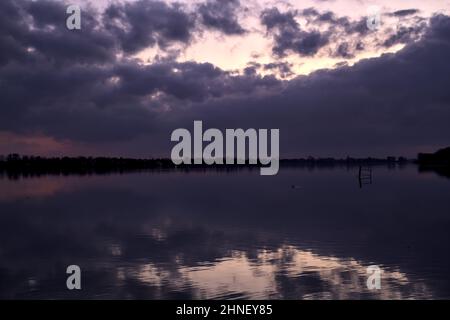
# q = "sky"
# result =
<box><xmin>1</xmin><ymin>0</ymin><xmax>450</xmax><ymax>158</ymax></box>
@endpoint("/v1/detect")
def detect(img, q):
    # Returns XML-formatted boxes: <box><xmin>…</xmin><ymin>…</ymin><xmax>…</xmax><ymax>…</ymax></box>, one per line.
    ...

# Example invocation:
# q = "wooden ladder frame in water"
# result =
<box><xmin>358</xmin><ymin>165</ymin><xmax>372</xmax><ymax>188</ymax></box>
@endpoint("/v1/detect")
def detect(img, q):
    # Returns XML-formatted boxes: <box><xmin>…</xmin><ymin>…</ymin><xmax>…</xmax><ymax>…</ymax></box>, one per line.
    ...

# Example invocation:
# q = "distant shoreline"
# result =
<box><xmin>1</xmin><ymin>148</ymin><xmax>448</xmax><ymax>179</ymax></box>
<box><xmin>0</xmin><ymin>154</ymin><xmax>414</xmax><ymax>178</ymax></box>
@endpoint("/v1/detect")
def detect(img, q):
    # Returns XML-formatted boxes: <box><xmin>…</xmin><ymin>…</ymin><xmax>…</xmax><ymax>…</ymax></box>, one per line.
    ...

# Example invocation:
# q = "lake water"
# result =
<box><xmin>0</xmin><ymin>165</ymin><xmax>449</xmax><ymax>299</ymax></box>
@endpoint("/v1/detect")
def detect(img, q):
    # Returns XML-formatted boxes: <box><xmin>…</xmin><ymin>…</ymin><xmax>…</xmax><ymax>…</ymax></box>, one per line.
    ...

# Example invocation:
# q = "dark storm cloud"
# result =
<box><xmin>0</xmin><ymin>0</ymin><xmax>282</xmax><ymax>142</ymax></box>
<box><xmin>382</xmin><ymin>22</ymin><xmax>427</xmax><ymax>47</ymax></box>
<box><xmin>261</xmin><ymin>7</ymin><xmax>299</xmax><ymax>30</ymax></box>
<box><xmin>296</xmin><ymin>8</ymin><xmax>381</xmax><ymax>58</ymax></box>
<box><xmin>176</xmin><ymin>14</ymin><xmax>450</xmax><ymax>157</ymax></box>
<box><xmin>103</xmin><ymin>0</ymin><xmax>195</xmax><ymax>54</ymax></box>
<box><xmin>343</xmin><ymin>18</ymin><xmax>371</xmax><ymax>35</ymax></box>
<box><xmin>263</xmin><ymin>62</ymin><xmax>294</xmax><ymax>78</ymax></box>
<box><xmin>1</xmin><ymin>0</ymin><xmax>450</xmax><ymax>157</ymax></box>
<box><xmin>301</xmin><ymin>8</ymin><xmax>319</xmax><ymax>17</ymax></box>
<box><xmin>244</xmin><ymin>61</ymin><xmax>294</xmax><ymax>79</ymax></box>
<box><xmin>0</xmin><ymin>0</ymin><xmax>29</xmax><ymax>65</ymax></box>
<box><xmin>333</xmin><ymin>42</ymin><xmax>354</xmax><ymax>58</ymax></box>
<box><xmin>260</xmin><ymin>6</ymin><xmax>415</xmax><ymax>59</ymax></box>
<box><xmin>390</xmin><ymin>9</ymin><xmax>420</xmax><ymax>17</ymax></box>
<box><xmin>0</xmin><ymin>0</ymin><xmax>116</xmax><ymax>66</ymax></box>
<box><xmin>101</xmin><ymin>0</ymin><xmax>248</xmax><ymax>54</ymax></box>
<box><xmin>111</xmin><ymin>60</ymin><xmax>281</xmax><ymax>103</ymax></box>
<box><xmin>261</xmin><ymin>8</ymin><xmax>330</xmax><ymax>57</ymax></box>
<box><xmin>297</xmin><ymin>7</ymin><xmax>427</xmax><ymax>55</ymax></box>
<box><xmin>302</xmin><ymin>7</ymin><xmax>348</xmax><ymax>26</ymax></box>
<box><xmin>198</xmin><ymin>0</ymin><xmax>246</xmax><ymax>35</ymax></box>
<box><xmin>0</xmin><ymin>57</ymin><xmax>281</xmax><ymax>142</ymax></box>
<box><xmin>301</xmin><ymin>7</ymin><xmax>362</xmax><ymax>34</ymax></box>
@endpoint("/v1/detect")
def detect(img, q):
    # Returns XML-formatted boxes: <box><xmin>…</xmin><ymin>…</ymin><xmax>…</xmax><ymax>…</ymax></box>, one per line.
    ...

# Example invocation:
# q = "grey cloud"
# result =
<box><xmin>302</xmin><ymin>8</ymin><xmax>342</xmax><ymax>24</ymax></box>
<box><xmin>198</xmin><ymin>0</ymin><xmax>246</xmax><ymax>35</ymax></box>
<box><xmin>261</xmin><ymin>8</ymin><xmax>330</xmax><ymax>57</ymax></box>
<box><xmin>299</xmin><ymin>7</ymin><xmax>427</xmax><ymax>55</ymax></box>
<box><xmin>261</xmin><ymin>7</ymin><xmax>298</xmax><ymax>30</ymax></box>
<box><xmin>334</xmin><ymin>42</ymin><xmax>354</xmax><ymax>58</ymax></box>
<box><xmin>244</xmin><ymin>61</ymin><xmax>294</xmax><ymax>79</ymax></box>
<box><xmin>382</xmin><ymin>22</ymin><xmax>427</xmax><ymax>47</ymax></box>
<box><xmin>391</xmin><ymin>9</ymin><xmax>420</xmax><ymax>17</ymax></box>
<box><xmin>301</xmin><ymin>7</ymin><xmax>358</xmax><ymax>34</ymax></box>
<box><xmin>113</xmin><ymin>60</ymin><xmax>281</xmax><ymax>102</ymax></box>
<box><xmin>103</xmin><ymin>0</ymin><xmax>195</xmax><ymax>54</ymax></box>
<box><xmin>101</xmin><ymin>0</ymin><xmax>248</xmax><ymax>54</ymax></box>
<box><xmin>302</xmin><ymin>8</ymin><xmax>319</xmax><ymax>17</ymax></box>
<box><xmin>263</xmin><ymin>62</ymin><xmax>294</xmax><ymax>78</ymax></box>
<box><xmin>261</xmin><ymin>6</ymin><xmax>407</xmax><ymax>59</ymax></box>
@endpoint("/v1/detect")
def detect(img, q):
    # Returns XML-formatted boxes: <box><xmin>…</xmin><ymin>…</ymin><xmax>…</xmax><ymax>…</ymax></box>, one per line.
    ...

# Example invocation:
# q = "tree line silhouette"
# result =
<box><xmin>0</xmin><ymin>153</ymin><xmax>416</xmax><ymax>179</ymax></box>
<box><xmin>2</xmin><ymin>146</ymin><xmax>449</xmax><ymax>179</ymax></box>
<box><xmin>417</xmin><ymin>146</ymin><xmax>450</xmax><ymax>179</ymax></box>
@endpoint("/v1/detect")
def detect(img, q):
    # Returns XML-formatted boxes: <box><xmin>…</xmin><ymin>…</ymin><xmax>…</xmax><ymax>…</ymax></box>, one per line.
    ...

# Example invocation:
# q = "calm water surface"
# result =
<box><xmin>0</xmin><ymin>165</ymin><xmax>449</xmax><ymax>299</ymax></box>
